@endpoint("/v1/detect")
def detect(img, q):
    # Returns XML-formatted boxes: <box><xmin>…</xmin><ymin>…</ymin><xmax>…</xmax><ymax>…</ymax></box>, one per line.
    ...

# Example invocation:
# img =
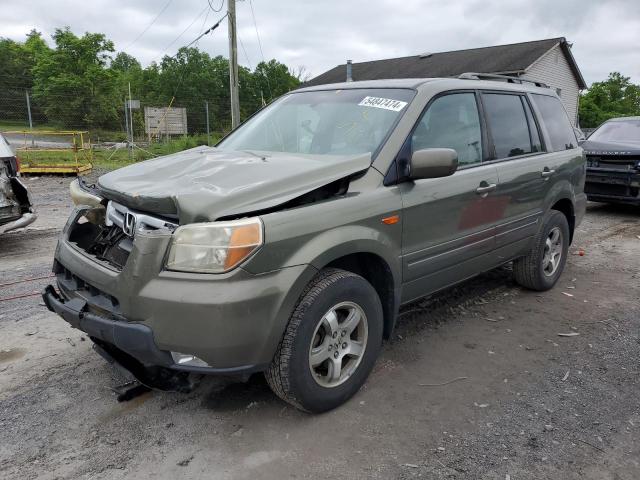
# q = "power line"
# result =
<box><xmin>184</xmin><ymin>12</ymin><xmax>227</xmax><ymax>50</ymax></box>
<box><xmin>155</xmin><ymin>4</ymin><xmax>210</xmax><ymax>61</ymax></box>
<box><xmin>248</xmin><ymin>0</ymin><xmax>272</xmax><ymax>98</ymax></box>
<box><xmin>123</xmin><ymin>0</ymin><xmax>174</xmax><ymax>51</ymax></box>
<box><xmin>238</xmin><ymin>35</ymin><xmax>253</xmax><ymax>70</ymax></box>
<box><xmin>165</xmin><ymin>10</ymin><xmax>225</xmax><ymax>106</ymax></box>
<box><xmin>208</xmin><ymin>0</ymin><xmax>225</xmax><ymax>13</ymax></box>
<box><xmin>249</xmin><ymin>0</ymin><xmax>266</xmax><ymax>63</ymax></box>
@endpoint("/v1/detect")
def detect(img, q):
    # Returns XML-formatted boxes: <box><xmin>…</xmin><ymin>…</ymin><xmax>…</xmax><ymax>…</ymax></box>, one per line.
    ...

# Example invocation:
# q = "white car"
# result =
<box><xmin>0</xmin><ymin>133</ymin><xmax>36</xmax><ymax>234</ymax></box>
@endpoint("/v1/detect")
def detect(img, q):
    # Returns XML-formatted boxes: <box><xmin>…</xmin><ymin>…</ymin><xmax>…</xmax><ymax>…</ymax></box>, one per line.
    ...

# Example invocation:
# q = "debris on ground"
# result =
<box><xmin>419</xmin><ymin>376</ymin><xmax>468</xmax><ymax>387</ymax></box>
<box><xmin>177</xmin><ymin>455</ymin><xmax>194</xmax><ymax>467</ymax></box>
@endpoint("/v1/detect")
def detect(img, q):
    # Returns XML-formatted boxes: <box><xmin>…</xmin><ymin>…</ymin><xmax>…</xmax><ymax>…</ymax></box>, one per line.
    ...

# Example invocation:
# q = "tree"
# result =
<box><xmin>32</xmin><ymin>28</ymin><xmax>118</xmax><ymax>128</ymax></box>
<box><xmin>254</xmin><ymin>59</ymin><xmax>301</xmax><ymax>104</ymax></box>
<box><xmin>579</xmin><ymin>72</ymin><xmax>640</xmax><ymax>128</ymax></box>
<box><xmin>1</xmin><ymin>27</ymin><xmax>304</xmax><ymax>135</ymax></box>
<box><xmin>0</xmin><ymin>31</ymin><xmax>50</xmax><ymax>123</ymax></box>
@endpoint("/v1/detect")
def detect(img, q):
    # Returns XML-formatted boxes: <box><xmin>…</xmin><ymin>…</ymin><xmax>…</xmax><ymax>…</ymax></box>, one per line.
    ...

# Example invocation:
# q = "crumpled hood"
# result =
<box><xmin>582</xmin><ymin>139</ymin><xmax>640</xmax><ymax>156</ymax></box>
<box><xmin>98</xmin><ymin>146</ymin><xmax>371</xmax><ymax>223</ymax></box>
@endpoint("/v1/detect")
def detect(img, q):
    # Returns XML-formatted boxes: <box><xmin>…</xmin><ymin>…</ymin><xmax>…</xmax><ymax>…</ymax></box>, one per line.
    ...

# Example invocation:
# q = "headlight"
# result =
<box><xmin>165</xmin><ymin>217</ymin><xmax>263</xmax><ymax>273</ymax></box>
<box><xmin>69</xmin><ymin>179</ymin><xmax>103</xmax><ymax>207</ymax></box>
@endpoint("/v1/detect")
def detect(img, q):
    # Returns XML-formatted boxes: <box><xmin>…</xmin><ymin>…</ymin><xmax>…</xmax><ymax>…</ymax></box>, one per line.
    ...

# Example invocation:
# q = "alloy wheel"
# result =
<box><xmin>308</xmin><ymin>301</ymin><xmax>368</xmax><ymax>388</ymax></box>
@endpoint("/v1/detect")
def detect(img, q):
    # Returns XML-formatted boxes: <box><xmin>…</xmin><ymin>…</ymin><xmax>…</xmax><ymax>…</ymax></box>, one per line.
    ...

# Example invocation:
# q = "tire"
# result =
<box><xmin>265</xmin><ymin>268</ymin><xmax>383</xmax><ymax>413</ymax></box>
<box><xmin>513</xmin><ymin>210</ymin><xmax>570</xmax><ymax>291</ymax></box>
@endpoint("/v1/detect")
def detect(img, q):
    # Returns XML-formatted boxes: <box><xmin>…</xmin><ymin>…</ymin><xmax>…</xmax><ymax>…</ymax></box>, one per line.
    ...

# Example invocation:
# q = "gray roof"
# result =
<box><xmin>306</xmin><ymin>37</ymin><xmax>587</xmax><ymax>89</ymax></box>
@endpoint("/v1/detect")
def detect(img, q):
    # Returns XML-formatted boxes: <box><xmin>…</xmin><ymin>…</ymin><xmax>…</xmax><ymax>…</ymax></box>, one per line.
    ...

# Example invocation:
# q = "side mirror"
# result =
<box><xmin>410</xmin><ymin>148</ymin><xmax>458</xmax><ymax>180</ymax></box>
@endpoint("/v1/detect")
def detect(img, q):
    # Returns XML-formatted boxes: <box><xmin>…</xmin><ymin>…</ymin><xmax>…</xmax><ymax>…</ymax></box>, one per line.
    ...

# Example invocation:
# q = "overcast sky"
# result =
<box><xmin>2</xmin><ymin>0</ymin><xmax>639</xmax><ymax>86</ymax></box>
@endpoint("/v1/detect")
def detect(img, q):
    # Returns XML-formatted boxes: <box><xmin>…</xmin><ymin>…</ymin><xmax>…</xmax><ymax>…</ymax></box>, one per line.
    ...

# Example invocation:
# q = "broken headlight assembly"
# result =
<box><xmin>165</xmin><ymin>217</ymin><xmax>263</xmax><ymax>273</ymax></box>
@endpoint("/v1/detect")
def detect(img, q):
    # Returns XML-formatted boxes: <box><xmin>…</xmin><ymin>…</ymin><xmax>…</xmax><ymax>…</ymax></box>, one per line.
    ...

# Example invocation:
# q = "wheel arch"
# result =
<box><xmin>322</xmin><ymin>251</ymin><xmax>399</xmax><ymax>339</ymax></box>
<box><xmin>544</xmin><ymin>179</ymin><xmax>577</xmax><ymax>244</ymax></box>
<box><xmin>549</xmin><ymin>197</ymin><xmax>576</xmax><ymax>243</ymax></box>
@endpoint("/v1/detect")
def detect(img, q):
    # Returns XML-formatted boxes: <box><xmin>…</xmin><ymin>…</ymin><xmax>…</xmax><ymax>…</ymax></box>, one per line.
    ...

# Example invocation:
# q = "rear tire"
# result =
<box><xmin>513</xmin><ymin>210</ymin><xmax>570</xmax><ymax>291</ymax></box>
<box><xmin>265</xmin><ymin>268</ymin><xmax>383</xmax><ymax>413</ymax></box>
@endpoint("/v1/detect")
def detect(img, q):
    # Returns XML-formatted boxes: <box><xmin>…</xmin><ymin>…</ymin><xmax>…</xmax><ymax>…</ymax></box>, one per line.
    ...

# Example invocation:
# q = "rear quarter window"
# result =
<box><xmin>531</xmin><ymin>94</ymin><xmax>577</xmax><ymax>151</ymax></box>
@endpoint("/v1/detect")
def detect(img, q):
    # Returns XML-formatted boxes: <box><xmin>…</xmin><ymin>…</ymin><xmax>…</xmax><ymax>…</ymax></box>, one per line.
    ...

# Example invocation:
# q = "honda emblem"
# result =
<box><xmin>123</xmin><ymin>212</ymin><xmax>137</xmax><ymax>237</ymax></box>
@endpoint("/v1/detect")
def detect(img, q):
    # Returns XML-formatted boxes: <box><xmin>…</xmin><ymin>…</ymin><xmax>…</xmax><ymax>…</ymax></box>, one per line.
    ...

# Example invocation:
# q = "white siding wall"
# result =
<box><xmin>525</xmin><ymin>44</ymin><xmax>580</xmax><ymax>126</ymax></box>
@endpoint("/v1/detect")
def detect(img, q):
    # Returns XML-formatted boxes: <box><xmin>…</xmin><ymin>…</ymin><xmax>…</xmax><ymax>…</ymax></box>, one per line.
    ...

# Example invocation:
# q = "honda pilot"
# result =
<box><xmin>44</xmin><ymin>75</ymin><xmax>586</xmax><ymax>412</ymax></box>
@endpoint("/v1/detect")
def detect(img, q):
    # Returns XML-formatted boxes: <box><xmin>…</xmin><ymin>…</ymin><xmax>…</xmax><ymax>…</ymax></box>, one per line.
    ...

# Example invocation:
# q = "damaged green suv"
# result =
<box><xmin>44</xmin><ymin>76</ymin><xmax>586</xmax><ymax>412</ymax></box>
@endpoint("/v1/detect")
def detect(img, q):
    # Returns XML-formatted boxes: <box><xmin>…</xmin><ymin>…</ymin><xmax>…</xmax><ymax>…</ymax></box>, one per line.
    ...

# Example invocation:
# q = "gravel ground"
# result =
<box><xmin>0</xmin><ymin>174</ymin><xmax>639</xmax><ymax>480</ymax></box>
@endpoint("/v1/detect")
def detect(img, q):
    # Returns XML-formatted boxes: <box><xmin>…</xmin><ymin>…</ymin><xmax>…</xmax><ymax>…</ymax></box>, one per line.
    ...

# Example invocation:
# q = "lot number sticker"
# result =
<box><xmin>358</xmin><ymin>96</ymin><xmax>408</xmax><ymax>112</ymax></box>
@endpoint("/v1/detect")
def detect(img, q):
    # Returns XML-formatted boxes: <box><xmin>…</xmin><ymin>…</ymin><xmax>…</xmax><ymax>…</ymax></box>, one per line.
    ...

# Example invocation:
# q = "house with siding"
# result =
<box><xmin>305</xmin><ymin>38</ymin><xmax>586</xmax><ymax>125</ymax></box>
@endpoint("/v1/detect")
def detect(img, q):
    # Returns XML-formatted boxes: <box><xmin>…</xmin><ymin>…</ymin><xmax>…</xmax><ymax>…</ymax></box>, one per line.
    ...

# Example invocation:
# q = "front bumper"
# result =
<box><xmin>43</xmin><ymin>285</ymin><xmax>175</xmax><ymax>367</ymax></box>
<box><xmin>585</xmin><ymin>168</ymin><xmax>640</xmax><ymax>204</ymax></box>
<box><xmin>47</xmin><ymin>207</ymin><xmax>316</xmax><ymax>374</ymax></box>
<box><xmin>0</xmin><ymin>212</ymin><xmax>37</xmax><ymax>234</ymax></box>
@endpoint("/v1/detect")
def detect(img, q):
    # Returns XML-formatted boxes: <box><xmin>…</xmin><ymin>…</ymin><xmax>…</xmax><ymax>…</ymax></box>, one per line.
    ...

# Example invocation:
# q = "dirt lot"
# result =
<box><xmin>1</xmin><ymin>175</ymin><xmax>639</xmax><ymax>480</ymax></box>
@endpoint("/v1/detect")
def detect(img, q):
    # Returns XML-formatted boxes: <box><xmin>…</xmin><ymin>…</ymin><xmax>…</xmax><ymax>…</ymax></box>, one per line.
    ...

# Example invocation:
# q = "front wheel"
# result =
<box><xmin>513</xmin><ymin>210</ymin><xmax>570</xmax><ymax>291</ymax></box>
<box><xmin>265</xmin><ymin>268</ymin><xmax>383</xmax><ymax>413</ymax></box>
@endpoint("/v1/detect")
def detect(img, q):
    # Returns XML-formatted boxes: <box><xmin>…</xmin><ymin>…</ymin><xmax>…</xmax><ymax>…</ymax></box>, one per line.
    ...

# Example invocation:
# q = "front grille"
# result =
<box><xmin>67</xmin><ymin>202</ymin><xmax>177</xmax><ymax>271</ymax></box>
<box><xmin>587</xmin><ymin>154</ymin><xmax>639</xmax><ymax>170</ymax></box>
<box><xmin>67</xmin><ymin>213</ymin><xmax>133</xmax><ymax>271</ymax></box>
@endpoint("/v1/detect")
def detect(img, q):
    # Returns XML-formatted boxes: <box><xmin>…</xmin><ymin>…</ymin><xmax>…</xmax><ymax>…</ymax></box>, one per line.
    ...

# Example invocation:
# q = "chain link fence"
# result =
<box><xmin>0</xmin><ymin>87</ymin><xmax>262</xmax><ymax>145</ymax></box>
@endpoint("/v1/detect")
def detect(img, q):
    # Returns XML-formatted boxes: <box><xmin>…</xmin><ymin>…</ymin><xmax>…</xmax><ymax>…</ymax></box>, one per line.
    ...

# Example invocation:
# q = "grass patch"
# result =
<box><xmin>17</xmin><ymin>133</ymin><xmax>221</xmax><ymax>171</ymax></box>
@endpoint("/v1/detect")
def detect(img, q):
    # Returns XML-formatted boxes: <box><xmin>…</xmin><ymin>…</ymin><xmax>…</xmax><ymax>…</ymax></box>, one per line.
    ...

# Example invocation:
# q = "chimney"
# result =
<box><xmin>346</xmin><ymin>60</ymin><xmax>353</xmax><ymax>82</ymax></box>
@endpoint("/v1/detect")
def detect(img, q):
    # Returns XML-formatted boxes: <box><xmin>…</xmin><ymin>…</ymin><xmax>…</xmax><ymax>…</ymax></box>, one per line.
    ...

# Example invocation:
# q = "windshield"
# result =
<box><xmin>218</xmin><ymin>88</ymin><xmax>415</xmax><ymax>156</ymax></box>
<box><xmin>589</xmin><ymin>119</ymin><xmax>640</xmax><ymax>143</ymax></box>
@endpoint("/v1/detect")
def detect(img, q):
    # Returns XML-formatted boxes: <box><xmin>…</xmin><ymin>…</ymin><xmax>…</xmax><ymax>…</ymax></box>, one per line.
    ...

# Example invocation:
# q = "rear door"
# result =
<box><xmin>479</xmin><ymin>91</ymin><xmax>549</xmax><ymax>260</ymax></box>
<box><xmin>481</xmin><ymin>91</ymin><xmax>579</xmax><ymax>261</ymax></box>
<box><xmin>398</xmin><ymin>91</ymin><xmax>501</xmax><ymax>303</ymax></box>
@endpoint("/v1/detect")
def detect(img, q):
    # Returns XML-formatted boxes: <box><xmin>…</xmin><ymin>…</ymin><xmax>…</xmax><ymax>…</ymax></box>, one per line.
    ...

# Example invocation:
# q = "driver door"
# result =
<box><xmin>399</xmin><ymin>91</ymin><xmax>502</xmax><ymax>303</ymax></box>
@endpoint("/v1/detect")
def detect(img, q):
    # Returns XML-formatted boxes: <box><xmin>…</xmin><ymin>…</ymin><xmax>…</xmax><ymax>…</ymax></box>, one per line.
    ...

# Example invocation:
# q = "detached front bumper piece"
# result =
<box><xmin>42</xmin><ymin>285</ymin><xmax>172</xmax><ymax>366</ymax></box>
<box><xmin>42</xmin><ymin>284</ymin><xmax>199</xmax><ymax>392</ymax></box>
<box><xmin>0</xmin><ymin>212</ymin><xmax>37</xmax><ymax>234</ymax></box>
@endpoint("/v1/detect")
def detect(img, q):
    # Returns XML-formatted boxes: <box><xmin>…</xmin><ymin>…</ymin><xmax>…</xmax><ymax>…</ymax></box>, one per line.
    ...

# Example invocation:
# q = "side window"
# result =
<box><xmin>412</xmin><ymin>93</ymin><xmax>482</xmax><ymax>166</ymax></box>
<box><xmin>531</xmin><ymin>94</ymin><xmax>577</xmax><ymax>151</ymax></box>
<box><xmin>482</xmin><ymin>93</ymin><xmax>536</xmax><ymax>159</ymax></box>
<box><xmin>522</xmin><ymin>98</ymin><xmax>542</xmax><ymax>153</ymax></box>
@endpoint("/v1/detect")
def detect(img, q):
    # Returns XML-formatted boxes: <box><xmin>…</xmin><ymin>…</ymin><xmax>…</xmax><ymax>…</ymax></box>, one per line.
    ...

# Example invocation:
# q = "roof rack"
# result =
<box><xmin>458</xmin><ymin>72</ymin><xmax>549</xmax><ymax>88</ymax></box>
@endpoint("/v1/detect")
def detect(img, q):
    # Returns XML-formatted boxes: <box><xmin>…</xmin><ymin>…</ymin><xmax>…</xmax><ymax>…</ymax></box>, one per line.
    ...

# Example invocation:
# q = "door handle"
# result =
<box><xmin>475</xmin><ymin>183</ymin><xmax>497</xmax><ymax>195</ymax></box>
<box><xmin>541</xmin><ymin>168</ymin><xmax>556</xmax><ymax>178</ymax></box>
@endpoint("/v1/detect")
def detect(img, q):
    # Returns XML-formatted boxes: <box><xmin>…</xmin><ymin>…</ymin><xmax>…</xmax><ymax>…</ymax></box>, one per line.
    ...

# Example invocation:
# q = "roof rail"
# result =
<box><xmin>458</xmin><ymin>72</ymin><xmax>549</xmax><ymax>88</ymax></box>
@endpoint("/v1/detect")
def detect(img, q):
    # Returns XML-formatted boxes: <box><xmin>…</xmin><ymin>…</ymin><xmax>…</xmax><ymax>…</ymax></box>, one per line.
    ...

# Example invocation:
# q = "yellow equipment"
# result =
<box><xmin>4</xmin><ymin>130</ymin><xmax>93</xmax><ymax>175</ymax></box>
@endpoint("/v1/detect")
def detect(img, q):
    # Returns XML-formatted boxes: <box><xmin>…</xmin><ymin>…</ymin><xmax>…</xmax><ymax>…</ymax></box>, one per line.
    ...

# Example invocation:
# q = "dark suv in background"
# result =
<box><xmin>45</xmin><ymin>74</ymin><xmax>585</xmax><ymax>412</ymax></box>
<box><xmin>582</xmin><ymin>116</ymin><xmax>640</xmax><ymax>205</ymax></box>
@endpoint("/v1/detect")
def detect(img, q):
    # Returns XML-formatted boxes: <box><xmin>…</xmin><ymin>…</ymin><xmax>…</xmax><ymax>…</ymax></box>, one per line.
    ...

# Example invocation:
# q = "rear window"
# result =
<box><xmin>482</xmin><ymin>93</ymin><xmax>537</xmax><ymax>159</ymax></box>
<box><xmin>531</xmin><ymin>94</ymin><xmax>577</xmax><ymax>151</ymax></box>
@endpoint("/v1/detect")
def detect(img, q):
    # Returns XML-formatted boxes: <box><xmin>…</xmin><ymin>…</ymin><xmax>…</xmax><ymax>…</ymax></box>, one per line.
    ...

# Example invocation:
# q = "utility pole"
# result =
<box><xmin>124</xmin><ymin>98</ymin><xmax>130</xmax><ymax>147</ymax></box>
<box><xmin>227</xmin><ymin>0</ymin><xmax>240</xmax><ymax>129</ymax></box>
<box><xmin>205</xmin><ymin>101</ymin><xmax>210</xmax><ymax>146</ymax></box>
<box><xmin>129</xmin><ymin>82</ymin><xmax>133</xmax><ymax>151</ymax></box>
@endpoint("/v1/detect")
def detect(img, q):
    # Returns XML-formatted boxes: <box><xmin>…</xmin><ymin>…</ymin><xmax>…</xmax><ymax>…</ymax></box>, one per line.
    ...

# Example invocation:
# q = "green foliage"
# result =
<box><xmin>579</xmin><ymin>72</ymin><xmax>640</xmax><ymax>128</ymax></box>
<box><xmin>0</xmin><ymin>30</ymin><xmax>50</xmax><ymax>122</ymax></box>
<box><xmin>1</xmin><ymin>28</ymin><xmax>301</xmax><ymax>135</ymax></box>
<box><xmin>31</xmin><ymin>28</ymin><xmax>119</xmax><ymax>129</ymax></box>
